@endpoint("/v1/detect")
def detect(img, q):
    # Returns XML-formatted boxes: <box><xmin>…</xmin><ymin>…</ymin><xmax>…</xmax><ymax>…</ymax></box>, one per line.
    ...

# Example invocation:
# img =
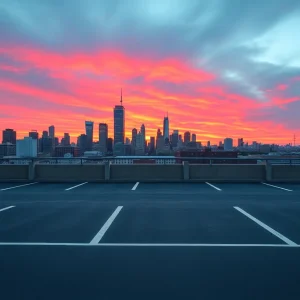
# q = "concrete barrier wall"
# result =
<box><xmin>189</xmin><ymin>164</ymin><xmax>265</xmax><ymax>182</ymax></box>
<box><xmin>271</xmin><ymin>165</ymin><xmax>300</xmax><ymax>182</ymax></box>
<box><xmin>0</xmin><ymin>165</ymin><xmax>28</xmax><ymax>180</ymax></box>
<box><xmin>35</xmin><ymin>165</ymin><xmax>105</xmax><ymax>182</ymax></box>
<box><xmin>0</xmin><ymin>163</ymin><xmax>299</xmax><ymax>182</ymax></box>
<box><xmin>110</xmin><ymin>164</ymin><xmax>183</xmax><ymax>181</ymax></box>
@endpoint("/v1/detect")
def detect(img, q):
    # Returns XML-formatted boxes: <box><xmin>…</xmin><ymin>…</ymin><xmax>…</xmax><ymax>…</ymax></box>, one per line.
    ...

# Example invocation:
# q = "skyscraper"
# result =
<box><xmin>171</xmin><ymin>130</ymin><xmax>179</xmax><ymax>148</ymax></box>
<box><xmin>238</xmin><ymin>138</ymin><xmax>244</xmax><ymax>147</ymax></box>
<box><xmin>224</xmin><ymin>138</ymin><xmax>233</xmax><ymax>151</ymax></box>
<box><xmin>184</xmin><ymin>131</ymin><xmax>191</xmax><ymax>144</ymax></box>
<box><xmin>85</xmin><ymin>121</ymin><xmax>94</xmax><ymax>150</ymax></box>
<box><xmin>77</xmin><ymin>134</ymin><xmax>88</xmax><ymax>155</ymax></box>
<box><xmin>135</xmin><ymin>132</ymin><xmax>145</xmax><ymax>155</ymax></box>
<box><xmin>141</xmin><ymin>124</ymin><xmax>146</xmax><ymax>150</ymax></box>
<box><xmin>29</xmin><ymin>131</ymin><xmax>39</xmax><ymax>152</ymax></box>
<box><xmin>131</xmin><ymin>128</ymin><xmax>137</xmax><ymax>149</ymax></box>
<box><xmin>2</xmin><ymin>129</ymin><xmax>16</xmax><ymax>144</ymax></box>
<box><xmin>49</xmin><ymin>125</ymin><xmax>55</xmax><ymax>138</ymax></box>
<box><xmin>163</xmin><ymin>115</ymin><xmax>169</xmax><ymax>140</ymax></box>
<box><xmin>192</xmin><ymin>133</ymin><xmax>196</xmax><ymax>142</ymax></box>
<box><xmin>62</xmin><ymin>133</ymin><xmax>70</xmax><ymax>146</ymax></box>
<box><xmin>99</xmin><ymin>123</ymin><xmax>108</xmax><ymax>154</ymax></box>
<box><xmin>114</xmin><ymin>89</ymin><xmax>125</xmax><ymax>145</ymax></box>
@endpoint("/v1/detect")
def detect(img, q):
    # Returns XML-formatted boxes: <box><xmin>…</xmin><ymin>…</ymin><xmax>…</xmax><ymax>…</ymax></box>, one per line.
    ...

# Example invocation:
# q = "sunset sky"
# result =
<box><xmin>0</xmin><ymin>0</ymin><xmax>300</xmax><ymax>145</ymax></box>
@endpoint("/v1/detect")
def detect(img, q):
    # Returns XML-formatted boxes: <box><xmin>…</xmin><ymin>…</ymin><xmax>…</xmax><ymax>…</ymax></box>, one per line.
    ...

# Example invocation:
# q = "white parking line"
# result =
<box><xmin>131</xmin><ymin>182</ymin><xmax>139</xmax><ymax>190</ymax></box>
<box><xmin>261</xmin><ymin>182</ymin><xmax>293</xmax><ymax>192</ymax></box>
<box><xmin>0</xmin><ymin>206</ymin><xmax>15</xmax><ymax>213</ymax></box>
<box><xmin>65</xmin><ymin>182</ymin><xmax>88</xmax><ymax>191</ymax></box>
<box><xmin>0</xmin><ymin>182</ymin><xmax>38</xmax><ymax>191</ymax></box>
<box><xmin>0</xmin><ymin>242</ymin><xmax>298</xmax><ymax>247</ymax></box>
<box><xmin>205</xmin><ymin>182</ymin><xmax>222</xmax><ymax>191</ymax></box>
<box><xmin>234</xmin><ymin>206</ymin><xmax>297</xmax><ymax>246</ymax></box>
<box><xmin>90</xmin><ymin>206</ymin><xmax>123</xmax><ymax>244</ymax></box>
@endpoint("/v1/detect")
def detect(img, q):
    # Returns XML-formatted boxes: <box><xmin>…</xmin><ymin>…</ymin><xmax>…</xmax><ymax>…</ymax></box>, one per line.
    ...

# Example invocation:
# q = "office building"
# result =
<box><xmin>85</xmin><ymin>121</ymin><xmax>94</xmax><ymax>151</ymax></box>
<box><xmin>131</xmin><ymin>128</ymin><xmax>137</xmax><ymax>149</ymax></box>
<box><xmin>61</xmin><ymin>133</ymin><xmax>70</xmax><ymax>146</ymax></box>
<box><xmin>54</xmin><ymin>146</ymin><xmax>80</xmax><ymax>157</ymax></box>
<box><xmin>171</xmin><ymin>130</ymin><xmax>179</xmax><ymax>148</ymax></box>
<box><xmin>29</xmin><ymin>131</ymin><xmax>39</xmax><ymax>140</ymax></box>
<box><xmin>42</xmin><ymin>130</ymin><xmax>48</xmax><ymax>138</ymax></box>
<box><xmin>113</xmin><ymin>142</ymin><xmax>125</xmax><ymax>156</ymax></box>
<box><xmin>99</xmin><ymin>123</ymin><xmax>108</xmax><ymax>154</ymax></box>
<box><xmin>49</xmin><ymin>125</ymin><xmax>55</xmax><ymax>138</ymax></box>
<box><xmin>184</xmin><ymin>131</ymin><xmax>191</xmax><ymax>144</ymax></box>
<box><xmin>135</xmin><ymin>132</ymin><xmax>145</xmax><ymax>155</ymax></box>
<box><xmin>224</xmin><ymin>138</ymin><xmax>233</xmax><ymax>151</ymax></box>
<box><xmin>0</xmin><ymin>143</ymin><xmax>16</xmax><ymax>157</ymax></box>
<box><xmin>207</xmin><ymin>141</ymin><xmax>211</xmax><ymax>147</ymax></box>
<box><xmin>141</xmin><ymin>124</ymin><xmax>146</xmax><ymax>148</ymax></box>
<box><xmin>149</xmin><ymin>137</ymin><xmax>155</xmax><ymax>153</ymax></box>
<box><xmin>77</xmin><ymin>134</ymin><xmax>88</xmax><ymax>155</ymax></box>
<box><xmin>2</xmin><ymin>129</ymin><xmax>16</xmax><ymax>144</ymax></box>
<box><xmin>238</xmin><ymin>138</ymin><xmax>244</xmax><ymax>147</ymax></box>
<box><xmin>107</xmin><ymin>138</ymin><xmax>113</xmax><ymax>154</ymax></box>
<box><xmin>163</xmin><ymin>115</ymin><xmax>169</xmax><ymax>140</ymax></box>
<box><xmin>29</xmin><ymin>131</ymin><xmax>39</xmax><ymax>152</ymax></box>
<box><xmin>192</xmin><ymin>133</ymin><xmax>196</xmax><ymax>142</ymax></box>
<box><xmin>39</xmin><ymin>136</ymin><xmax>53</xmax><ymax>154</ymax></box>
<box><xmin>114</xmin><ymin>89</ymin><xmax>125</xmax><ymax>145</ymax></box>
<box><xmin>16</xmin><ymin>137</ymin><xmax>37</xmax><ymax>158</ymax></box>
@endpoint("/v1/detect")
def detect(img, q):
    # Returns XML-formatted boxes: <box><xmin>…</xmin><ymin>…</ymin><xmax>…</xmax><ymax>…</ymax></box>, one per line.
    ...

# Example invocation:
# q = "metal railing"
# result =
<box><xmin>0</xmin><ymin>157</ymin><xmax>300</xmax><ymax>165</ymax></box>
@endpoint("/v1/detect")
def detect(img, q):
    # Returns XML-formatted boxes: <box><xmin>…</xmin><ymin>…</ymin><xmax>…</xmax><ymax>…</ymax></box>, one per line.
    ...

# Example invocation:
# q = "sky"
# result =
<box><xmin>0</xmin><ymin>0</ymin><xmax>300</xmax><ymax>145</ymax></box>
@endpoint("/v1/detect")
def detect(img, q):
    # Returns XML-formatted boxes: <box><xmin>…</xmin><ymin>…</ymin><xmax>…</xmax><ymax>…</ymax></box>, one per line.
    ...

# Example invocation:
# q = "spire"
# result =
<box><xmin>120</xmin><ymin>88</ymin><xmax>123</xmax><ymax>106</ymax></box>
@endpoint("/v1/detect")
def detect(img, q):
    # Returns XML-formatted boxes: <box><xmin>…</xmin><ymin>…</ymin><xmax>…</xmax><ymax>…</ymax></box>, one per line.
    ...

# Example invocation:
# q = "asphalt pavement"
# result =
<box><xmin>0</xmin><ymin>182</ymin><xmax>300</xmax><ymax>300</ymax></box>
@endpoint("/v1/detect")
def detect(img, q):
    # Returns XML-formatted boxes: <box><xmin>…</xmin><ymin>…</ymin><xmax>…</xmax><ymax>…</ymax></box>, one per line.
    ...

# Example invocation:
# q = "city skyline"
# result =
<box><xmin>0</xmin><ymin>1</ymin><xmax>300</xmax><ymax>145</ymax></box>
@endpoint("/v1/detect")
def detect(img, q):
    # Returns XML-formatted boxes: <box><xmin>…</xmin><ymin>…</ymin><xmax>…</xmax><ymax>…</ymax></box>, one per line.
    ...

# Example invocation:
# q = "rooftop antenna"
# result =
<box><xmin>294</xmin><ymin>134</ymin><xmax>296</xmax><ymax>147</ymax></box>
<box><xmin>120</xmin><ymin>88</ymin><xmax>123</xmax><ymax>106</ymax></box>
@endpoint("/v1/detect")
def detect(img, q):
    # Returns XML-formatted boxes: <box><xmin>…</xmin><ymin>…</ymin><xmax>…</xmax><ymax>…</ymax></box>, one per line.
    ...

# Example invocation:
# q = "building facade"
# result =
<box><xmin>2</xmin><ymin>129</ymin><xmax>16</xmax><ymax>144</ymax></box>
<box><xmin>163</xmin><ymin>116</ymin><xmax>169</xmax><ymax>140</ymax></box>
<box><xmin>114</xmin><ymin>105</ymin><xmax>125</xmax><ymax>145</ymax></box>
<box><xmin>224</xmin><ymin>138</ymin><xmax>233</xmax><ymax>151</ymax></box>
<box><xmin>99</xmin><ymin>123</ymin><xmax>108</xmax><ymax>154</ymax></box>
<box><xmin>16</xmin><ymin>137</ymin><xmax>37</xmax><ymax>158</ymax></box>
<box><xmin>85</xmin><ymin>121</ymin><xmax>94</xmax><ymax>151</ymax></box>
<box><xmin>49</xmin><ymin>125</ymin><xmax>55</xmax><ymax>138</ymax></box>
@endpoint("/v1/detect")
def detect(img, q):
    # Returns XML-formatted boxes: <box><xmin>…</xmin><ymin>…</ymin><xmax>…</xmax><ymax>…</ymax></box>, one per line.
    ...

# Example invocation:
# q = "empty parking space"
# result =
<box><xmin>135</xmin><ymin>182</ymin><xmax>218</xmax><ymax>194</ymax></box>
<box><xmin>0</xmin><ymin>203</ymin><xmax>118</xmax><ymax>243</ymax></box>
<box><xmin>237</xmin><ymin>204</ymin><xmax>300</xmax><ymax>245</ymax></box>
<box><xmin>214</xmin><ymin>183</ymin><xmax>295</xmax><ymax>194</ymax></box>
<box><xmin>100</xmin><ymin>205</ymin><xmax>285</xmax><ymax>244</ymax></box>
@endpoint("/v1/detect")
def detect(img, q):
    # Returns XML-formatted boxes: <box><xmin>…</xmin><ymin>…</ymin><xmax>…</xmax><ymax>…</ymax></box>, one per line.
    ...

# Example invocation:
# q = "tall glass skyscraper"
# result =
<box><xmin>163</xmin><ymin>115</ymin><xmax>169</xmax><ymax>139</ymax></box>
<box><xmin>85</xmin><ymin>121</ymin><xmax>94</xmax><ymax>150</ymax></box>
<box><xmin>99</xmin><ymin>123</ymin><xmax>108</xmax><ymax>153</ymax></box>
<box><xmin>114</xmin><ymin>89</ymin><xmax>125</xmax><ymax>145</ymax></box>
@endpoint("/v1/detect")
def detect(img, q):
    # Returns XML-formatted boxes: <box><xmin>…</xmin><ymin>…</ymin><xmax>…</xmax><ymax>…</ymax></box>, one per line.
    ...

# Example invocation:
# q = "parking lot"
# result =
<box><xmin>1</xmin><ymin>182</ymin><xmax>300</xmax><ymax>299</ymax></box>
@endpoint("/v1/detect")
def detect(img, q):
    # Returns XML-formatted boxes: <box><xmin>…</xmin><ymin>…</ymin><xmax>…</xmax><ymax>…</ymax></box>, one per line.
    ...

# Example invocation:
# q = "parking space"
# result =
<box><xmin>0</xmin><ymin>203</ymin><xmax>117</xmax><ymax>243</ymax></box>
<box><xmin>238</xmin><ymin>204</ymin><xmax>300</xmax><ymax>245</ymax></box>
<box><xmin>100</xmin><ymin>205</ymin><xmax>286</xmax><ymax>244</ymax></box>
<box><xmin>135</xmin><ymin>182</ymin><xmax>219</xmax><ymax>193</ymax></box>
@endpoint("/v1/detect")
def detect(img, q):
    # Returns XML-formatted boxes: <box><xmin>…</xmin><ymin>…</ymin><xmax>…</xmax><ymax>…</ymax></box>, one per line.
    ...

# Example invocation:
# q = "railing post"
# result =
<box><xmin>28</xmin><ymin>160</ymin><xmax>36</xmax><ymax>181</ymax></box>
<box><xmin>183</xmin><ymin>161</ymin><xmax>189</xmax><ymax>181</ymax></box>
<box><xmin>265</xmin><ymin>160</ymin><xmax>272</xmax><ymax>182</ymax></box>
<box><xmin>104</xmin><ymin>161</ymin><xmax>110</xmax><ymax>181</ymax></box>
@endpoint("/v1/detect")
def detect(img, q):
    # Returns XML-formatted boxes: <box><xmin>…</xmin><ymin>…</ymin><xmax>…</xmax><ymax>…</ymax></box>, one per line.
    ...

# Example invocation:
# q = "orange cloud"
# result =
<box><xmin>0</xmin><ymin>45</ymin><xmax>298</xmax><ymax>145</ymax></box>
